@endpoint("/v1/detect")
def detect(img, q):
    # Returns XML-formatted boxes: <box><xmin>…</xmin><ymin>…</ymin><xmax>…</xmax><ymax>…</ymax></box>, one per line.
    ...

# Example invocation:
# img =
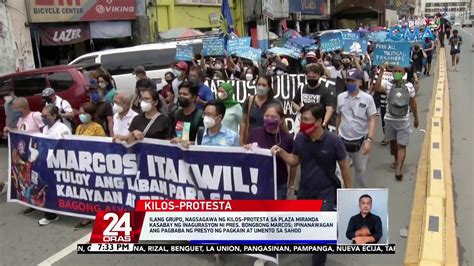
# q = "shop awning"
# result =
<box><xmin>90</xmin><ymin>21</ymin><xmax>132</xmax><ymax>39</ymax></box>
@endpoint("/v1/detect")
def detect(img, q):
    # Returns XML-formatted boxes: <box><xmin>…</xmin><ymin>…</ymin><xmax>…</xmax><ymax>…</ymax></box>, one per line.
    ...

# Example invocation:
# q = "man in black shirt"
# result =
<box><xmin>170</xmin><ymin>81</ymin><xmax>204</xmax><ymax>146</ymax></box>
<box><xmin>292</xmin><ymin>64</ymin><xmax>335</xmax><ymax>129</ymax></box>
<box><xmin>346</xmin><ymin>194</ymin><xmax>383</xmax><ymax>244</ymax></box>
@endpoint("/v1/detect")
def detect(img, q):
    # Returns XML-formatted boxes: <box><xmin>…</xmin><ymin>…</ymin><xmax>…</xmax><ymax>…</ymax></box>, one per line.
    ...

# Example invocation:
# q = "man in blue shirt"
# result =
<box><xmin>272</xmin><ymin>103</ymin><xmax>352</xmax><ymax>266</ymax></box>
<box><xmin>187</xmin><ymin>66</ymin><xmax>214</xmax><ymax>110</ymax></box>
<box><xmin>200</xmin><ymin>100</ymin><xmax>239</xmax><ymax>147</ymax></box>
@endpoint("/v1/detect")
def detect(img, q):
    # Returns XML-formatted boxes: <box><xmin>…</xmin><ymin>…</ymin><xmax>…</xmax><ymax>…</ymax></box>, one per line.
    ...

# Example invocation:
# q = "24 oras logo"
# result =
<box><xmin>102</xmin><ymin>213</ymin><xmax>132</xmax><ymax>242</ymax></box>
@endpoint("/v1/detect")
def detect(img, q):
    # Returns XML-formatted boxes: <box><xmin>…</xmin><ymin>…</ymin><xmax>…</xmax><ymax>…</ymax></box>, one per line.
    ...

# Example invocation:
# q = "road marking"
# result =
<box><xmin>38</xmin><ymin>233</ymin><xmax>91</xmax><ymax>266</ymax></box>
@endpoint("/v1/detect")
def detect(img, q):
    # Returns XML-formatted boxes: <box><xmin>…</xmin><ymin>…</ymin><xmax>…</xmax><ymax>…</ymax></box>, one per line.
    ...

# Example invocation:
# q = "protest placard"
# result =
<box><xmin>202</xmin><ymin>37</ymin><xmax>225</xmax><ymax>56</ymax></box>
<box><xmin>320</xmin><ymin>32</ymin><xmax>343</xmax><ymax>52</ymax></box>
<box><xmin>342</xmin><ymin>32</ymin><xmax>368</xmax><ymax>54</ymax></box>
<box><xmin>235</xmin><ymin>47</ymin><xmax>262</xmax><ymax>62</ymax></box>
<box><xmin>373</xmin><ymin>42</ymin><xmax>411</xmax><ymax>67</ymax></box>
<box><xmin>175</xmin><ymin>45</ymin><xmax>194</xmax><ymax>61</ymax></box>
<box><xmin>227</xmin><ymin>37</ymin><xmax>251</xmax><ymax>55</ymax></box>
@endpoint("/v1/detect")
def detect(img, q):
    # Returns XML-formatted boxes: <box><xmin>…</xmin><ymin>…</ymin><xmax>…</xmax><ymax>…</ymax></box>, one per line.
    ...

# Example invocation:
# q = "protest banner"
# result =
<box><xmin>227</xmin><ymin>37</ymin><xmax>251</xmax><ymax>55</ymax></box>
<box><xmin>320</xmin><ymin>32</ymin><xmax>344</xmax><ymax>52</ymax></box>
<box><xmin>235</xmin><ymin>47</ymin><xmax>262</xmax><ymax>63</ymax></box>
<box><xmin>7</xmin><ymin>132</ymin><xmax>276</xmax><ymax>219</ymax></box>
<box><xmin>202</xmin><ymin>37</ymin><xmax>225</xmax><ymax>56</ymax></box>
<box><xmin>175</xmin><ymin>45</ymin><xmax>194</xmax><ymax>61</ymax></box>
<box><xmin>373</xmin><ymin>42</ymin><xmax>411</xmax><ymax>67</ymax></box>
<box><xmin>204</xmin><ymin>75</ymin><xmax>337</xmax><ymax>134</ymax></box>
<box><xmin>342</xmin><ymin>32</ymin><xmax>368</xmax><ymax>54</ymax></box>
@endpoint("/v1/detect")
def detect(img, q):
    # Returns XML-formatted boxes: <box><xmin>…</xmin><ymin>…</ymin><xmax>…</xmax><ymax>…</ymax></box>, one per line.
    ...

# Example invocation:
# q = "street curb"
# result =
<box><xmin>404</xmin><ymin>48</ymin><xmax>459</xmax><ymax>265</ymax></box>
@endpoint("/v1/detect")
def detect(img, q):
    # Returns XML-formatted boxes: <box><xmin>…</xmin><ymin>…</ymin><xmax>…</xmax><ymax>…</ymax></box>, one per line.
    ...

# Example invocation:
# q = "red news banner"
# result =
<box><xmin>79</xmin><ymin>200</ymin><xmax>395</xmax><ymax>254</ymax></box>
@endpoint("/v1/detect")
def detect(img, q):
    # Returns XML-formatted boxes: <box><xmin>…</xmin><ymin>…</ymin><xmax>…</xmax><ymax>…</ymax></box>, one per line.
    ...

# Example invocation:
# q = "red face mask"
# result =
<box><xmin>300</xmin><ymin>121</ymin><xmax>317</xmax><ymax>135</ymax></box>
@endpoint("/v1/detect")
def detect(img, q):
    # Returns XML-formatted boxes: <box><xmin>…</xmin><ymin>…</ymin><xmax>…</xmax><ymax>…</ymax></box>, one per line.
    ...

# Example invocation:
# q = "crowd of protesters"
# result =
<box><xmin>1</xmin><ymin>18</ymin><xmax>456</xmax><ymax>265</ymax></box>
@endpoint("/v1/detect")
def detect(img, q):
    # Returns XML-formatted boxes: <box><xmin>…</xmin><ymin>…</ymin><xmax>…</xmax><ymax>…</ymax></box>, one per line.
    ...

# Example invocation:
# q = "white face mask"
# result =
<box><xmin>173</xmin><ymin>69</ymin><xmax>182</xmax><ymax>77</ymax></box>
<box><xmin>140</xmin><ymin>101</ymin><xmax>152</xmax><ymax>112</ymax></box>
<box><xmin>218</xmin><ymin>92</ymin><xmax>227</xmax><ymax>100</ymax></box>
<box><xmin>135</xmin><ymin>76</ymin><xmax>141</xmax><ymax>81</ymax></box>
<box><xmin>203</xmin><ymin>116</ymin><xmax>216</xmax><ymax>128</ymax></box>
<box><xmin>245</xmin><ymin>73</ymin><xmax>253</xmax><ymax>81</ymax></box>
<box><xmin>4</xmin><ymin>96</ymin><xmax>13</xmax><ymax>103</ymax></box>
<box><xmin>112</xmin><ymin>103</ymin><xmax>124</xmax><ymax>114</ymax></box>
<box><xmin>256</xmin><ymin>86</ymin><xmax>269</xmax><ymax>96</ymax></box>
<box><xmin>276</xmin><ymin>70</ymin><xmax>284</xmax><ymax>75</ymax></box>
<box><xmin>323</xmin><ymin>61</ymin><xmax>331</xmax><ymax>67</ymax></box>
<box><xmin>99</xmin><ymin>82</ymin><xmax>107</xmax><ymax>89</ymax></box>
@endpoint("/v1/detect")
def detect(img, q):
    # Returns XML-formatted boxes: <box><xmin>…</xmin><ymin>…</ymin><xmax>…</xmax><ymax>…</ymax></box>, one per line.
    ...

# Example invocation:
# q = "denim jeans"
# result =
<box><xmin>277</xmin><ymin>183</ymin><xmax>288</xmax><ymax>200</ymax></box>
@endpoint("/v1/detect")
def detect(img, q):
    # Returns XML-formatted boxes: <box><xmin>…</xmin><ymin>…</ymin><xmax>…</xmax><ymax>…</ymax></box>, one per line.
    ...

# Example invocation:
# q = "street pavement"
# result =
<box><xmin>0</xmin><ymin>46</ymin><xmax>446</xmax><ymax>266</ymax></box>
<box><xmin>450</xmin><ymin>26</ymin><xmax>474</xmax><ymax>266</ymax></box>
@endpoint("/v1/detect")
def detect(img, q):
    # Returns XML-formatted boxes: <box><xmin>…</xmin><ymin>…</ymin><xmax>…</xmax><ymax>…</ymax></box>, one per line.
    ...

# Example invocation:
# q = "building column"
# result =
<box><xmin>133</xmin><ymin>0</ymin><xmax>150</xmax><ymax>45</ymax></box>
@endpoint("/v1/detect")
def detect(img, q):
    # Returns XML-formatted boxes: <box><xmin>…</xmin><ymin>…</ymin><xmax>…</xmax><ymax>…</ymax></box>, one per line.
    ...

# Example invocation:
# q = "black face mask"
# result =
<box><xmin>307</xmin><ymin>79</ymin><xmax>319</xmax><ymax>88</ymax></box>
<box><xmin>165</xmin><ymin>79</ymin><xmax>173</xmax><ymax>85</ymax></box>
<box><xmin>178</xmin><ymin>96</ymin><xmax>190</xmax><ymax>108</ymax></box>
<box><xmin>333</xmin><ymin>62</ymin><xmax>341</xmax><ymax>69</ymax></box>
<box><xmin>43</xmin><ymin>97</ymin><xmax>53</xmax><ymax>104</ymax></box>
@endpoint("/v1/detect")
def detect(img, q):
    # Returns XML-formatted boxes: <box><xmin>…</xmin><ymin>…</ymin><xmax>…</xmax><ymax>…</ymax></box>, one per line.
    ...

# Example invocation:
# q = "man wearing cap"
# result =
<box><xmin>134</xmin><ymin>66</ymin><xmax>157</xmax><ymax>91</ymax></box>
<box><xmin>172</xmin><ymin>61</ymin><xmax>188</xmax><ymax>103</ymax></box>
<box><xmin>336</xmin><ymin>70</ymin><xmax>377</xmax><ymax>188</ymax></box>
<box><xmin>41</xmin><ymin>87</ymin><xmax>74</xmax><ymax>130</ymax></box>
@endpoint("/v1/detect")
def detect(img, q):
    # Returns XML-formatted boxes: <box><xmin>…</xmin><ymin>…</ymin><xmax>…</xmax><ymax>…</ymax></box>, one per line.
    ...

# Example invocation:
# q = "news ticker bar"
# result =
<box><xmin>77</xmin><ymin>244</ymin><xmax>396</xmax><ymax>254</ymax></box>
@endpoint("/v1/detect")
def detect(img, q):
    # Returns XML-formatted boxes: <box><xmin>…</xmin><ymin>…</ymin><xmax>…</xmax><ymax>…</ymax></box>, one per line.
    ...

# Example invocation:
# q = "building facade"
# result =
<box><xmin>146</xmin><ymin>0</ymin><xmax>244</xmax><ymax>41</ymax></box>
<box><xmin>421</xmin><ymin>0</ymin><xmax>470</xmax><ymax>20</ymax></box>
<box><xmin>288</xmin><ymin>0</ymin><xmax>331</xmax><ymax>34</ymax></box>
<box><xmin>25</xmin><ymin>0</ymin><xmax>140</xmax><ymax>67</ymax></box>
<box><xmin>0</xmin><ymin>0</ymin><xmax>35</xmax><ymax>76</ymax></box>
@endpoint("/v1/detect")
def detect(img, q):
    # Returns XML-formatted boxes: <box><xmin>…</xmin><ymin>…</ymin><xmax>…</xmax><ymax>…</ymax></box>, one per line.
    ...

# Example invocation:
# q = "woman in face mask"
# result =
<box><xmin>128</xmin><ymin>89</ymin><xmax>171</xmax><ymax>142</ymax></box>
<box><xmin>240</xmin><ymin>75</ymin><xmax>281</xmax><ymax>145</ymax></box>
<box><xmin>74</xmin><ymin>102</ymin><xmax>107</xmax><ymax>228</ymax></box>
<box><xmin>37</xmin><ymin>104</ymin><xmax>72</xmax><ymax>226</ymax></box>
<box><xmin>161</xmin><ymin>71</ymin><xmax>176</xmax><ymax>111</ymax></box>
<box><xmin>244</xmin><ymin>103</ymin><xmax>296</xmax><ymax>199</ymax></box>
<box><xmin>97</xmin><ymin>75</ymin><xmax>116</xmax><ymax>104</ymax></box>
<box><xmin>217</xmin><ymin>82</ymin><xmax>242</xmax><ymax>134</ymax></box>
<box><xmin>241</xmin><ymin>66</ymin><xmax>258</xmax><ymax>81</ymax></box>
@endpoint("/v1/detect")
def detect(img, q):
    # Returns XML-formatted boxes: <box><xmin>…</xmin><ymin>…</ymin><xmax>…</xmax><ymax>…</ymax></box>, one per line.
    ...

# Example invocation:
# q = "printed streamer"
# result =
<box><xmin>7</xmin><ymin>132</ymin><xmax>276</xmax><ymax>219</ymax></box>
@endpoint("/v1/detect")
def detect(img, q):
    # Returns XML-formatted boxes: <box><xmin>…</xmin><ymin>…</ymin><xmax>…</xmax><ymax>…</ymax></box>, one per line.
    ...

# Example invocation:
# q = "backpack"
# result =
<box><xmin>387</xmin><ymin>82</ymin><xmax>410</xmax><ymax>117</ymax></box>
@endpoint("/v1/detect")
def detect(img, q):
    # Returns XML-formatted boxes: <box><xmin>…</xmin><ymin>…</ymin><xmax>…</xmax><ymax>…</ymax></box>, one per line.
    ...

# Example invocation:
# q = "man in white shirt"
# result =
<box><xmin>41</xmin><ymin>88</ymin><xmax>74</xmax><ymax>130</ymax></box>
<box><xmin>112</xmin><ymin>92</ymin><xmax>138</xmax><ymax>141</ymax></box>
<box><xmin>336</xmin><ymin>70</ymin><xmax>377</xmax><ymax>188</ymax></box>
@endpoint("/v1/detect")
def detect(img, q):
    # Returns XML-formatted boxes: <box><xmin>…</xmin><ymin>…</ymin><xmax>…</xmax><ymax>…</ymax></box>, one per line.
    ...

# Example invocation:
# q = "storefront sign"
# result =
<box><xmin>289</xmin><ymin>0</ymin><xmax>326</xmax><ymax>15</ymax></box>
<box><xmin>39</xmin><ymin>23</ymin><xmax>90</xmax><ymax>46</ymax></box>
<box><xmin>175</xmin><ymin>0</ymin><xmax>222</xmax><ymax>5</ymax></box>
<box><xmin>27</xmin><ymin>0</ymin><xmax>136</xmax><ymax>23</ymax></box>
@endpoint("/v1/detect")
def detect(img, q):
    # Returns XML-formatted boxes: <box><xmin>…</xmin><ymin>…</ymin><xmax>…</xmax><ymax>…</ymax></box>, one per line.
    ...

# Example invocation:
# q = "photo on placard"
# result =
<box><xmin>337</xmin><ymin>188</ymin><xmax>389</xmax><ymax>245</ymax></box>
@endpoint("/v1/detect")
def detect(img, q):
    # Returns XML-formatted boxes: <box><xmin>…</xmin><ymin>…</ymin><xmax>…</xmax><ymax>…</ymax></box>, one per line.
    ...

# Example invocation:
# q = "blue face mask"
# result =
<box><xmin>346</xmin><ymin>83</ymin><xmax>358</xmax><ymax>93</ymax></box>
<box><xmin>90</xmin><ymin>91</ymin><xmax>100</xmax><ymax>103</ymax></box>
<box><xmin>13</xmin><ymin>111</ymin><xmax>22</xmax><ymax>119</ymax></box>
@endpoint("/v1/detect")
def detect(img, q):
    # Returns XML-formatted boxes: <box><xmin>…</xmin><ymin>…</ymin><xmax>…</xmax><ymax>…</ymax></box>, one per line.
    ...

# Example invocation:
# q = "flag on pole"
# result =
<box><xmin>221</xmin><ymin>0</ymin><xmax>234</xmax><ymax>34</ymax></box>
